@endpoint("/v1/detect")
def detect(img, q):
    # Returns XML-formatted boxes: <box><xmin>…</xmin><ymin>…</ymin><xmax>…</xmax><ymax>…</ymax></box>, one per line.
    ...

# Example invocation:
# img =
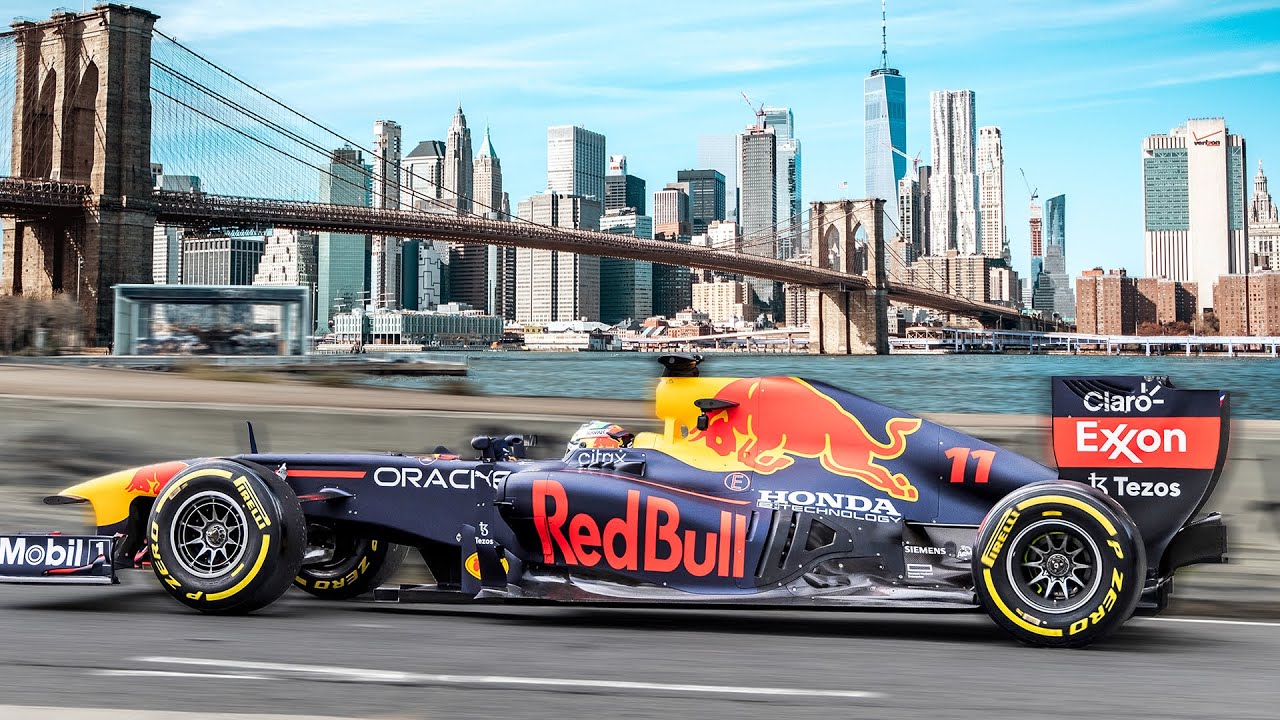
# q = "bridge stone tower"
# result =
<box><xmin>807</xmin><ymin>199</ymin><xmax>889</xmax><ymax>354</ymax></box>
<box><xmin>2</xmin><ymin>5</ymin><xmax>159</xmax><ymax>344</ymax></box>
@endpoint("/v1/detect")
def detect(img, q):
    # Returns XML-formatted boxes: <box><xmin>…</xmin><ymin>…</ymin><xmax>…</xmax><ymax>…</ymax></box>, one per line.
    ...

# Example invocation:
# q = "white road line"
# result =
<box><xmin>92</xmin><ymin>669</ymin><xmax>268</xmax><ymax>681</ymax></box>
<box><xmin>137</xmin><ymin>656</ymin><xmax>882</xmax><ymax>699</ymax></box>
<box><xmin>1144</xmin><ymin>617</ymin><xmax>1280</xmax><ymax>628</ymax></box>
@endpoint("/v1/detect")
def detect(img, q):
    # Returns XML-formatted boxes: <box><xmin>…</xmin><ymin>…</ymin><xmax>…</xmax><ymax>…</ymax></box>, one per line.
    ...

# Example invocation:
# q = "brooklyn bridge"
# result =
<box><xmin>0</xmin><ymin>4</ymin><xmax>1051</xmax><ymax>354</ymax></box>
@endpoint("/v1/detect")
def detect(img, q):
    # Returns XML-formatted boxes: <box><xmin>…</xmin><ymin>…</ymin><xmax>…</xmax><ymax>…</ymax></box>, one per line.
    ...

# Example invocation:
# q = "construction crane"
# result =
<box><xmin>885</xmin><ymin>142</ymin><xmax>923</xmax><ymax>174</ymax></box>
<box><xmin>740</xmin><ymin>91</ymin><xmax>766</xmax><ymax>128</ymax></box>
<box><xmin>1019</xmin><ymin>168</ymin><xmax>1038</xmax><ymax>202</ymax></box>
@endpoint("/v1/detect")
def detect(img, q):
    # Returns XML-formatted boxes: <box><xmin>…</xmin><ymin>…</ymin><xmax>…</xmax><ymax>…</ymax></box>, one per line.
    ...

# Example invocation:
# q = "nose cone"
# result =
<box><xmin>48</xmin><ymin>461</ymin><xmax>189</xmax><ymax>531</ymax></box>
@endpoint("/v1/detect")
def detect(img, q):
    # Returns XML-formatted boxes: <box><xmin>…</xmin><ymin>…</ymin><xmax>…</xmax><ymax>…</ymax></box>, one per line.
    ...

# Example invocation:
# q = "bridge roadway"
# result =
<box><xmin>0</xmin><ymin>177</ymin><xmax>1036</xmax><ymax>325</ymax></box>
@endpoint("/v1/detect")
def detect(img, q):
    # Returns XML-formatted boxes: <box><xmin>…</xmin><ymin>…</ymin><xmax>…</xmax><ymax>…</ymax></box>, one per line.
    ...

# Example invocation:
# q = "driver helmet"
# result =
<box><xmin>567</xmin><ymin>421</ymin><xmax>634</xmax><ymax>451</ymax></box>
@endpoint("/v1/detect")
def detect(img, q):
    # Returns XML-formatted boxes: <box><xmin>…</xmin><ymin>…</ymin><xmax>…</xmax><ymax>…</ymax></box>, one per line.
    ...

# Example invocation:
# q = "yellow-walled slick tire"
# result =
<box><xmin>148</xmin><ymin>460</ymin><xmax>306</xmax><ymax>614</ymax></box>
<box><xmin>294</xmin><ymin>524</ymin><xmax>407</xmax><ymax>600</ymax></box>
<box><xmin>973</xmin><ymin>481</ymin><xmax>1145</xmax><ymax>648</ymax></box>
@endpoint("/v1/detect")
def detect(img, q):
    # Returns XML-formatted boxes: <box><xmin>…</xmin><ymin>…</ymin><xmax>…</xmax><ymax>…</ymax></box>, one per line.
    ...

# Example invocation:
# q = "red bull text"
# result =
<box><xmin>533</xmin><ymin>479</ymin><xmax>747</xmax><ymax>578</ymax></box>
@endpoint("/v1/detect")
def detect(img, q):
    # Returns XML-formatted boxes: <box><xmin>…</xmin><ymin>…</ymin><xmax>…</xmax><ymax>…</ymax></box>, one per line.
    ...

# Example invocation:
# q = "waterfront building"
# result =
<box><xmin>676</xmin><ymin>169</ymin><xmax>726</xmax><ymax>235</ymax></box>
<box><xmin>252</xmin><ymin>229</ymin><xmax>317</xmax><ymax>289</ymax></box>
<box><xmin>401</xmin><ymin>140</ymin><xmax>446</xmax><ymax>211</ymax></box>
<box><xmin>547</xmin><ymin>125</ymin><xmax>607</xmax><ymax>202</ymax></box>
<box><xmin>698</xmin><ymin>134</ymin><xmax>739</xmax><ymax>222</ymax></box>
<box><xmin>181</xmin><ymin>234</ymin><xmax>265</xmax><ymax>286</ymax></box>
<box><xmin>1248</xmin><ymin>162</ymin><xmax>1280</xmax><ymax>272</ymax></box>
<box><xmin>443</xmin><ymin>105</ymin><xmax>473</xmax><ymax>214</ymax></box>
<box><xmin>515</xmin><ymin>193</ymin><xmax>602</xmax><ymax>323</ymax></box>
<box><xmin>599</xmin><ymin>209</ymin><xmax>655</xmax><ymax>324</ymax></box>
<box><xmin>977</xmin><ymin>126</ymin><xmax>1007</xmax><ymax>260</ymax></box>
<box><xmin>334</xmin><ymin>307</ymin><xmax>503</xmax><ymax>347</ymax></box>
<box><xmin>691</xmin><ymin>279</ymin><xmax>757</xmax><ymax>325</ymax></box>
<box><xmin>1213</xmin><ymin>273</ymin><xmax>1280</xmax><ymax>336</ymax></box>
<box><xmin>1076</xmin><ymin>268</ymin><xmax>1136</xmax><ymax>335</ymax></box>
<box><xmin>370</xmin><ymin>120</ymin><xmax>403</xmax><ymax>309</ymax></box>
<box><xmin>928</xmin><ymin>90</ymin><xmax>978</xmax><ymax>256</ymax></box>
<box><xmin>1143</xmin><ymin>117</ymin><xmax>1248</xmax><ymax>310</ymax></box>
<box><xmin>151</xmin><ymin>172</ymin><xmax>201</xmax><ymax>284</ymax></box>
<box><xmin>1077</xmin><ymin>269</ymin><xmax>1199</xmax><ymax>334</ymax></box>
<box><xmin>317</xmin><ymin>147</ymin><xmax>372</xmax><ymax>331</ymax></box>
<box><xmin>1134</xmin><ymin>276</ymin><xmax>1198</xmax><ymax>327</ymax></box>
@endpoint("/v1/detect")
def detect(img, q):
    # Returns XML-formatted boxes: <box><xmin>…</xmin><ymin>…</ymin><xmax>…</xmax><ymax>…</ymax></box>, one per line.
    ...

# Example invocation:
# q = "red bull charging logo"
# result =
<box><xmin>688</xmin><ymin>378</ymin><xmax>922</xmax><ymax>501</ymax></box>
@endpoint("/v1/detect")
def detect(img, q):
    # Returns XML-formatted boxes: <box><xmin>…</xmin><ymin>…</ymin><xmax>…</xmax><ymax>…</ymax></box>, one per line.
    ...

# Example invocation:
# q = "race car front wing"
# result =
<box><xmin>0</xmin><ymin>534</ymin><xmax>116</xmax><ymax>585</ymax></box>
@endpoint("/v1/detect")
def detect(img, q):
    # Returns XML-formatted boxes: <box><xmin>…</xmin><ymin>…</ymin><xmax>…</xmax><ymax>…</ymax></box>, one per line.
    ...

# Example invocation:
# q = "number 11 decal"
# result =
<box><xmin>944</xmin><ymin>447</ymin><xmax>995</xmax><ymax>484</ymax></box>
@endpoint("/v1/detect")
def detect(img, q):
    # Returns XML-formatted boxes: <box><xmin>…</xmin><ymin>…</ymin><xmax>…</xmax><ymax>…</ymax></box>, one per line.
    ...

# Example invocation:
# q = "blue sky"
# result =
<box><xmin>13</xmin><ymin>0</ymin><xmax>1280</xmax><ymax>281</ymax></box>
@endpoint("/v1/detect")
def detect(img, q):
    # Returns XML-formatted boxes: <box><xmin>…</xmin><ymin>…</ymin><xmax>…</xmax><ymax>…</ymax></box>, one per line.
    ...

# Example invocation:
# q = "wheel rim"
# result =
<box><xmin>1006</xmin><ymin>519</ymin><xmax>1101</xmax><ymax>615</ymax></box>
<box><xmin>301</xmin><ymin>523</ymin><xmax>364</xmax><ymax>577</ymax></box>
<box><xmin>170</xmin><ymin>490</ymin><xmax>250</xmax><ymax>578</ymax></box>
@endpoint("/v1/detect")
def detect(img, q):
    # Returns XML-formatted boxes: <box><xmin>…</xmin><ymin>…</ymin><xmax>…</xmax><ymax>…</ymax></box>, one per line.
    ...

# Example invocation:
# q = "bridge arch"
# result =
<box><xmin>24</xmin><ymin>67</ymin><xmax>58</xmax><ymax>179</ymax></box>
<box><xmin>60</xmin><ymin>61</ymin><xmax>99</xmax><ymax>185</ymax></box>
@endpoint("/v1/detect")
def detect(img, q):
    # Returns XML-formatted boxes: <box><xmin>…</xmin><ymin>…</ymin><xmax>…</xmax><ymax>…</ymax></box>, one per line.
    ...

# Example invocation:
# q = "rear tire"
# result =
<box><xmin>973</xmin><ymin>481</ymin><xmax>1145</xmax><ymax>648</ymax></box>
<box><xmin>148</xmin><ymin>459</ymin><xmax>306</xmax><ymax>614</ymax></box>
<box><xmin>294</xmin><ymin>523</ymin><xmax>407</xmax><ymax>600</ymax></box>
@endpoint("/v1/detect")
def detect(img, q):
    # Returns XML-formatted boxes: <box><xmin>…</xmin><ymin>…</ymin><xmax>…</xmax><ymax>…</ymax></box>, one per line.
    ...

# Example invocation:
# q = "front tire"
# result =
<box><xmin>973</xmin><ymin>481</ymin><xmax>1145</xmax><ymax>648</ymax></box>
<box><xmin>148</xmin><ymin>460</ymin><xmax>306</xmax><ymax>614</ymax></box>
<box><xmin>294</xmin><ymin>523</ymin><xmax>407</xmax><ymax>600</ymax></box>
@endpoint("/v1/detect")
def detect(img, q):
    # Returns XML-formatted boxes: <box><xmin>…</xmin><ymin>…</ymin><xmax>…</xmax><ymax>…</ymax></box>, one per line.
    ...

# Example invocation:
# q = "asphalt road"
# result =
<box><xmin>0</xmin><ymin>574</ymin><xmax>1274</xmax><ymax>720</ymax></box>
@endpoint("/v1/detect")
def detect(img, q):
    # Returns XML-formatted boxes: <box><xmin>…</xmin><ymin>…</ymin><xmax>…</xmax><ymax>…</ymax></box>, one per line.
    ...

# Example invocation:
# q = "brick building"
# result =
<box><xmin>1214</xmin><ymin>273</ymin><xmax>1280</xmax><ymax>336</ymax></box>
<box><xmin>1076</xmin><ymin>269</ymin><xmax>1198</xmax><ymax>335</ymax></box>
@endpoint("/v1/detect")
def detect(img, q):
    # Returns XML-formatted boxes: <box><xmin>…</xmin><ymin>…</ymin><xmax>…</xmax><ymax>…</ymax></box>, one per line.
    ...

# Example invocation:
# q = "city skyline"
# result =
<box><xmin>7</xmin><ymin>0</ymin><xmax>1279</xmax><ymax>284</ymax></box>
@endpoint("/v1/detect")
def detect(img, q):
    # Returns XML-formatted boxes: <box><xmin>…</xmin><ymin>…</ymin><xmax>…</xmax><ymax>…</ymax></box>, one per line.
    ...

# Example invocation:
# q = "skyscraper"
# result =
<box><xmin>928</xmin><ymin>90</ymin><xmax>978</xmax><ymax>256</ymax></box>
<box><xmin>1034</xmin><ymin>194</ymin><xmax>1074</xmax><ymax>320</ymax></box>
<box><xmin>605</xmin><ymin>162</ymin><xmax>647</xmax><ymax>214</ymax></box>
<box><xmin>898</xmin><ymin>164</ymin><xmax>930</xmax><ymax>262</ymax></box>
<box><xmin>654</xmin><ymin>186</ymin><xmax>692</xmax><ymax>238</ymax></box>
<box><xmin>472</xmin><ymin>127</ymin><xmax>505</xmax><ymax>219</ymax></box>
<box><xmin>443</xmin><ymin>105</ymin><xmax>473</xmax><ymax>213</ymax></box>
<box><xmin>697</xmin><ymin>134</ymin><xmax>740</xmax><ymax>222</ymax></box>
<box><xmin>317</xmin><ymin>147</ymin><xmax>372</xmax><ymax>332</ymax></box>
<box><xmin>600</xmin><ymin>209</ymin><xmax>655</xmax><ymax>324</ymax></box>
<box><xmin>740</xmin><ymin>124</ymin><xmax>778</xmax><ymax>310</ymax></box>
<box><xmin>547</xmin><ymin>125</ymin><xmax>606</xmax><ymax>202</ymax></box>
<box><xmin>402</xmin><ymin>140</ymin><xmax>446</xmax><ymax>211</ymax></box>
<box><xmin>977</xmin><ymin>126</ymin><xmax>1006</xmax><ymax>260</ymax></box>
<box><xmin>515</xmin><ymin>193</ymin><xmax>602</xmax><ymax>323</ymax></box>
<box><xmin>864</xmin><ymin>2</ymin><xmax>907</xmax><ymax>244</ymax></box>
<box><xmin>676</xmin><ymin>169</ymin><xmax>726</xmax><ymax>235</ymax></box>
<box><xmin>151</xmin><ymin>171</ymin><xmax>201</xmax><ymax>284</ymax></box>
<box><xmin>462</xmin><ymin>126</ymin><xmax>514</xmax><ymax>317</ymax></box>
<box><xmin>370</xmin><ymin>120</ymin><xmax>403</xmax><ymax>309</ymax></box>
<box><xmin>763</xmin><ymin>107</ymin><xmax>802</xmax><ymax>259</ymax></box>
<box><xmin>1028</xmin><ymin>197</ymin><xmax>1044</xmax><ymax>288</ymax></box>
<box><xmin>1143</xmin><ymin>118</ymin><xmax>1247</xmax><ymax>309</ymax></box>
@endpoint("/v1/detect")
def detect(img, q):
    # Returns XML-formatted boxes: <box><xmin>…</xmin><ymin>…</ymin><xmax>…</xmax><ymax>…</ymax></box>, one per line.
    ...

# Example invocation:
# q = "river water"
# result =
<box><xmin>367</xmin><ymin>352</ymin><xmax>1280</xmax><ymax>420</ymax></box>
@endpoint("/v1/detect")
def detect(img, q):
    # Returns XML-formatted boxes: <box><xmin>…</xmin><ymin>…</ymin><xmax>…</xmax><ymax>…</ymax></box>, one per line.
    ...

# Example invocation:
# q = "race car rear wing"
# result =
<box><xmin>0</xmin><ymin>534</ymin><xmax>116</xmax><ymax>585</ymax></box>
<box><xmin>1051</xmin><ymin>375</ymin><xmax>1229</xmax><ymax>571</ymax></box>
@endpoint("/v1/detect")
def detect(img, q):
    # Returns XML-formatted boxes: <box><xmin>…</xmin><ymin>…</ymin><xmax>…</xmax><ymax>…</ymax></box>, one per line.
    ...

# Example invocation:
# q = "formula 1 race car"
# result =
<box><xmin>0</xmin><ymin>355</ymin><xmax>1229</xmax><ymax>647</ymax></box>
